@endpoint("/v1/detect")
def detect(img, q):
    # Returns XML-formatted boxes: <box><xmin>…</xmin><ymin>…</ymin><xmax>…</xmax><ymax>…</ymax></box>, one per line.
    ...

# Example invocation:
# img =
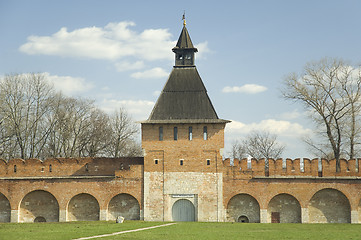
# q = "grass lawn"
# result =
<box><xmin>1</xmin><ymin>221</ymin><xmax>361</xmax><ymax>240</ymax></box>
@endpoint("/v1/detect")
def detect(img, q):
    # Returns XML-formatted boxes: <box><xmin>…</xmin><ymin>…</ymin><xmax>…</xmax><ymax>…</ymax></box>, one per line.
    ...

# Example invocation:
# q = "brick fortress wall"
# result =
<box><xmin>222</xmin><ymin>158</ymin><xmax>361</xmax><ymax>223</ymax></box>
<box><xmin>0</xmin><ymin>157</ymin><xmax>144</xmax><ymax>223</ymax></box>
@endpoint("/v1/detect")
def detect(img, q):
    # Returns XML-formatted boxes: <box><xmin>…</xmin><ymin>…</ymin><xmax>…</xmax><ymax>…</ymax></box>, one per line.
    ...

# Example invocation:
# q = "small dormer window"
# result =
<box><xmin>203</xmin><ymin>126</ymin><xmax>208</xmax><ymax>140</ymax></box>
<box><xmin>174</xmin><ymin>127</ymin><xmax>178</xmax><ymax>140</ymax></box>
<box><xmin>159</xmin><ymin>126</ymin><xmax>163</xmax><ymax>141</ymax></box>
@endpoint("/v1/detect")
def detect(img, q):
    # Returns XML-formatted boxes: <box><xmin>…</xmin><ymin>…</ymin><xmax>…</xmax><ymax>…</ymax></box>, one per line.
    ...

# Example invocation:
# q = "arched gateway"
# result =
<box><xmin>172</xmin><ymin>199</ymin><xmax>195</xmax><ymax>222</ymax></box>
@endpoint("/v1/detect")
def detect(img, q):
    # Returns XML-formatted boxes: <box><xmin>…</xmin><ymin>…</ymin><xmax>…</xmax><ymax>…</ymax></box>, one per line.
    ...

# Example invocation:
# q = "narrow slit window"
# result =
<box><xmin>203</xmin><ymin>126</ymin><xmax>208</xmax><ymax>140</ymax></box>
<box><xmin>155</xmin><ymin>159</ymin><xmax>159</xmax><ymax>165</ymax></box>
<box><xmin>41</xmin><ymin>167</ymin><xmax>44</xmax><ymax>172</ymax></box>
<box><xmin>159</xmin><ymin>126</ymin><xmax>163</xmax><ymax>141</ymax></box>
<box><xmin>174</xmin><ymin>127</ymin><xmax>178</xmax><ymax>140</ymax></box>
<box><xmin>188</xmin><ymin>126</ymin><xmax>192</xmax><ymax>140</ymax></box>
<box><xmin>14</xmin><ymin>165</ymin><xmax>17</xmax><ymax>173</ymax></box>
<box><xmin>49</xmin><ymin>164</ymin><xmax>52</xmax><ymax>172</ymax></box>
<box><xmin>180</xmin><ymin>159</ymin><xmax>184</xmax><ymax>166</ymax></box>
<box><xmin>85</xmin><ymin>163</ymin><xmax>89</xmax><ymax>172</ymax></box>
<box><xmin>207</xmin><ymin>159</ymin><xmax>210</xmax><ymax>165</ymax></box>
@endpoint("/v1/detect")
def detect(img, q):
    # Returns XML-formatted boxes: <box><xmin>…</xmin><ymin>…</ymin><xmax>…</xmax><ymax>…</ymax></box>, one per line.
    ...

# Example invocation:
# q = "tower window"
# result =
<box><xmin>203</xmin><ymin>126</ymin><xmax>208</xmax><ymax>140</ymax></box>
<box><xmin>207</xmin><ymin>159</ymin><xmax>210</xmax><ymax>165</ymax></box>
<box><xmin>174</xmin><ymin>127</ymin><xmax>178</xmax><ymax>140</ymax></box>
<box><xmin>14</xmin><ymin>165</ymin><xmax>17</xmax><ymax>173</ymax></box>
<box><xmin>155</xmin><ymin>159</ymin><xmax>159</xmax><ymax>165</ymax></box>
<box><xmin>49</xmin><ymin>164</ymin><xmax>52</xmax><ymax>172</ymax></box>
<box><xmin>159</xmin><ymin>126</ymin><xmax>163</xmax><ymax>141</ymax></box>
<box><xmin>85</xmin><ymin>163</ymin><xmax>89</xmax><ymax>172</ymax></box>
<box><xmin>188</xmin><ymin>126</ymin><xmax>192</xmax><ymax>140</ymax></box>
<box><xmin>178</xmin><ymin>54</ymin><xmax>183</xmax><ymax>60</ymax></box>
<box><xmin>180</xmin><ymin>159</ymin><xmax>184</xmax><ymax>166</ymax></box>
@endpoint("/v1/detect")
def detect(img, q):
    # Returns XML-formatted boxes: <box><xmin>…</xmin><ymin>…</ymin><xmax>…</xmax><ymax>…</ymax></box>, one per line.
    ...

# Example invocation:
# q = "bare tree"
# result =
<box><xmin>230</xmin><ymin>130</ymin><xmax>285</xmax><ymax>163</ymax></box>
<box><xmin>0</xmin><ymin>73</ymin><xmax>55</xmax><ymax>159</ymax></box>
<box><xmin>0</xmin><ymin>73</ymin><xmax>141</xmax><ymax>159</ymax></box>
<box><xmin>282</xmin><ymin>58</ymin><xmax>361</xmax><ymax>172</ymax></box>
<box><xmin>107</xmin><ymin>108</ymin><xmax>140</xmax><ymax>157</ymax></box>
<box><xmin>228</xmin><ymin>140</ymin><xmax>246</xmax><ymax>159</ymax></box>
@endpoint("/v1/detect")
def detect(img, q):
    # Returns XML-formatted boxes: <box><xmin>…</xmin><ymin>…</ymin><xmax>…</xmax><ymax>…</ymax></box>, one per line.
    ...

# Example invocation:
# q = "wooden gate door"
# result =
<box><xmin>172</xmin><ymin>199</ymin><xmax>195</xmax><ymax>222</ymax></box>
<box><xmin>271</xmin><ymin>212</ymin><xmax>280</xmax><ymax>223</ymax></box>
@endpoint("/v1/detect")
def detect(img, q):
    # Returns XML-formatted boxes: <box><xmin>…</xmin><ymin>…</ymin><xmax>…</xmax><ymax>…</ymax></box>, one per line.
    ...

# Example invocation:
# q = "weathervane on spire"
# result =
<box><xmin>182</xmin><ymin>11</ymin><xmax>186</xmax><ymax>26</ymax></box>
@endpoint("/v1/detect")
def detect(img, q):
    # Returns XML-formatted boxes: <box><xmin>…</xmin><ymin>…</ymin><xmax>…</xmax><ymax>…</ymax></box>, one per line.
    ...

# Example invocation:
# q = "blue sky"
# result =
<box><xmin>1</xmin><ymin>0</ymin><xmax>361</xmax><ymax>158</ymax></box>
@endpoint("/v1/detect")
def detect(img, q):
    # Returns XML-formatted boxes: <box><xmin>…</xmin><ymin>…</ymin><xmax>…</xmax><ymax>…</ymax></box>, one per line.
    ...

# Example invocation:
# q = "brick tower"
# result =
<box><xmin>141</xmin><ymin>17</ymin><xmax>230</xmax><ymax>222</ymax></box>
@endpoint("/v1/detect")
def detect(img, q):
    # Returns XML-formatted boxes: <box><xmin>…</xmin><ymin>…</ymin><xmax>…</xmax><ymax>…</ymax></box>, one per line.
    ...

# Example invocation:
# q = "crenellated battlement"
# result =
<box><xmin>223</xmin><ymin>158</ymin><xmax>361</xmax><ymax>178</ymax></box>
<box><xmin>0</xmin><ymin>157</ymin><xmax>144</xmax><ymax>178</ymax></box>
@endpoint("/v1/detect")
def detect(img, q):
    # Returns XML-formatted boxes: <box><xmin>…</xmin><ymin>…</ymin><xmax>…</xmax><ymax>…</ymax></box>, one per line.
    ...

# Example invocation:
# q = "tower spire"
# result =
<box><xmin>182</xmin><ymin>11</ymin><xmax>186</xmax><ymax>26</ymax></box>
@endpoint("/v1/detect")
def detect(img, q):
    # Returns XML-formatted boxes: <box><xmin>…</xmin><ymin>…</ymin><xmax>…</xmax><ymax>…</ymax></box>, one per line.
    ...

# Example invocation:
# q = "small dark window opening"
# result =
<box><xmin>178</xmin><ymin>54</ymin><xmax>183</xmax><ymax>60</ymax></box>
<box><xmin>155</xmin><ymin>159</ymin><xmax>158</xmax><ymax>165</ymax></box>
<box><xmin>49</xmin><ymin>164</ymin><xmax>52</xmax><ymax>172</ymax></box>
<box><xmin>14</xmin><ymin>165</ymin><xmax>17</xmax><ymax>173</ymax></box>
<box><xmin>159</xmin><ymin>127</ymin><xmax>163</xmax><ymax>141</ymax></box>
<box><xmin>120</xmin><ymin>163</ymin><xmax>124</xmax><ymax>170</ymax></box>
<box><xmin>180</xmin><ymin>160</ymin><xmax>183</xmax><ymax>166</ymax></box>
<box><xmin>174</xmin><ymin>127</ymin><xmax>178</xmax><ymax>141</ymax></box>
<box><xmin>203</xmin><ymin>126</ymin><xmax>208</xmax><ymax>140</ymax></box>
<box><xmin>188</xmin><ymin>126</ymin><xmax>192</xmax><ymax>140</ymax></box>
<box><xmin>85</xmin><ymin>163</ymin><xmax>89</xmax><ymax>172</ymax></box>
<box><xmin>41</xmin><ymin>167</ymin><xmax>44</xmax><ymax>172</ymax></box>
<box><xmin>207</xmin><ymin>159</ymin><xmax>210</xmax><ymax>165</ymax></box>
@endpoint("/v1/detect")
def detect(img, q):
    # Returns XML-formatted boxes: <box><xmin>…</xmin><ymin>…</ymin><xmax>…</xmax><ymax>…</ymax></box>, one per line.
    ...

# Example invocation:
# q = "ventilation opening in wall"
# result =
<box><xmin>237</xmin><ymin>215</ymin><xmax>249</xmax><ymax>223</ymax></box>
<box><xmin>155</xmin><ymin>159</ymin><xmax>159</xmax><ymax>165</ymax></box>
<box><xmin>206</xmin><ymin>159</ymin><xmax>210</xmax><ymax>165</ymax></box>
<box><xmin>180</xmin><ymin>160</ymin><xmax>184</xmax><ymax>166</ymax></box>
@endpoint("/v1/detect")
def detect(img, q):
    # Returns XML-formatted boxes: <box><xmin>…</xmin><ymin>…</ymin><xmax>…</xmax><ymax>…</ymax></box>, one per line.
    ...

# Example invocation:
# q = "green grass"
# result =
<box><xmin>1</xmin><ymin>221</ymin><xmax>361</xmax><ymax>240</ymax></box>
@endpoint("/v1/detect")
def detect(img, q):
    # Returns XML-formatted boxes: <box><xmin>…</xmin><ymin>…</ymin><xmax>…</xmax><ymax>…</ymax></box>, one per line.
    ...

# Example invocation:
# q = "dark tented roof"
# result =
<box><xmin>145</xmin><ymin>67</ymin><xmax>228</xmax><ymax>123</ymax></box>
<box><xmin>172</xmin><ymin>26</ymin><xmax>198</xmax><ymax>51</ymax></box>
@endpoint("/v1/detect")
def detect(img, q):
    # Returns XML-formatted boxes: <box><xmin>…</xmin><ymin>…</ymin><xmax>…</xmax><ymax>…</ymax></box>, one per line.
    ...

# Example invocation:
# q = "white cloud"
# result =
<box><xmin>131</xmin><ymin>67</ymin><xmax>168</xmax><ymax>79</ymax></box>
<box><xmin>115</xmin><ymin>61</ymin><xmax>145</xmax><ymax>72</ymax></box>
<box><xmin>279</xmin><ymin>109</ymin><xmax>303</xmax><ymax>120</ymax></box>
<box><xmin>99</xmin><ymin>99</ymin><xmax>154</xmax><ymax>121</ymax></box>
<box><xmin>222</xmin><ymin>84</ymin><xmax>267</xmax><ymax>94</ymax></box>
<box><xmin>226</xmin><ymin>119</ymin><xmax>312</xmax><ymax>137</ymax></box>
<box><xmin>195</xmin><ymin>41</ymin><xmax>210</xmax><ymax>59</ymax></box>
<box><xmin>44</xmin><ymin>72</ymin><xmax>94</xmax><ymax>95</ymax></box>
<box><xmin>19</xmin><ymin>21</ymin><xmax>211</xmax><ymax>66</ymax></box>
<box><xmin>19</xmin><ymin>21</ymin><xmax>176</xmax><ymax>62</ymax></box>
<box><xmin>153</xmin><ymin>90</ymin><xmax>161</xmax><ymax>97</ymax></box>
<box><xmin>224</xmin><ymin>119</ymin><xmax>313</xmax><ymax>158</ymax></box>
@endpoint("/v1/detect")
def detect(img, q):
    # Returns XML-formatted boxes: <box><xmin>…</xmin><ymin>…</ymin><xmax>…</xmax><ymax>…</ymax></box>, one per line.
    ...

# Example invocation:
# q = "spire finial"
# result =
<box><xmin>182</xmin><ymin>11</ymin><xmax>186</xmax><ymax>27</ymax></box>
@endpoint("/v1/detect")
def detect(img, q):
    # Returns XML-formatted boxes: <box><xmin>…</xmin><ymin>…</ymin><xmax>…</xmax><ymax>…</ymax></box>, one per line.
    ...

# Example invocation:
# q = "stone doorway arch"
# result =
<box><xmin>67</xmin><ymin>193</ymin><xmax>99</xmax><ymax>221</ymax></box>
<box><xmin>226</xmin><ymin>194</ymin><xmax>260</xmax><ymax>223</ymax></box>
<box><xmin>267</xmin><ymin>193</ymin><xmax>301</xmax><ymax>223</ymax></box>
<box><xmin>309</xmin><ymin>188</ymin><xmax>350</xmax><ymax>223</ymax></box>
<box><xmin>0</xmin><ymin>193</ymin><xmax>11</xmax><ymax>222</ymax></box>
<box><xmin>172</xmin><ymin>199</ymin><xmax>195</xmax><ymax>222</ymax></box>
<box><xmin>19</xmin><ymin>190</ymin><xmax>59</xmax><ymax>222</ymax></box>
<box><xmin>108</xmin><ymin>193</ymin><xmax>140</xmax><ymax>221</ymax></box>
